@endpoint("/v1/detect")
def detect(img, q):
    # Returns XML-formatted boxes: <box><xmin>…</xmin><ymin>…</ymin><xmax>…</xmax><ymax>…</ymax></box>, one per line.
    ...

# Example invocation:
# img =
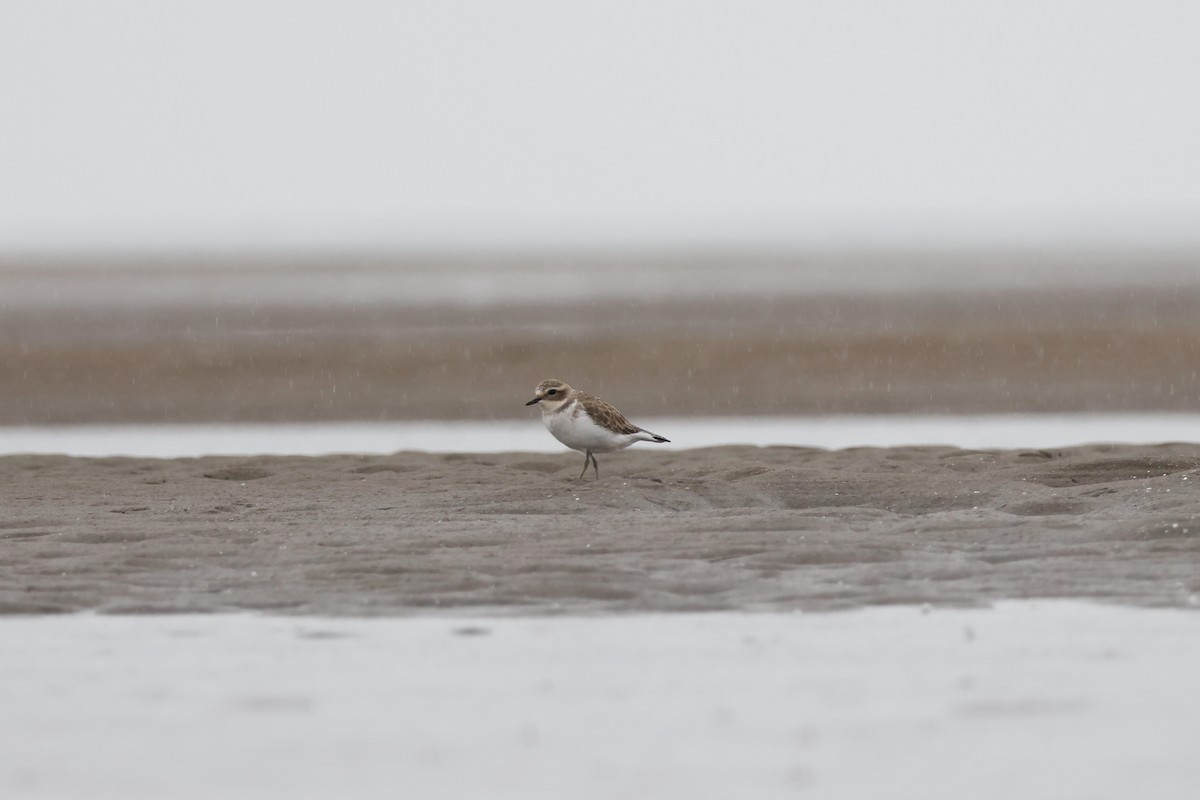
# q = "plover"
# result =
<box><xmin>525</xmin><ymin>379</ymin><xmax>670</xmax><ymax>479</ymax></box>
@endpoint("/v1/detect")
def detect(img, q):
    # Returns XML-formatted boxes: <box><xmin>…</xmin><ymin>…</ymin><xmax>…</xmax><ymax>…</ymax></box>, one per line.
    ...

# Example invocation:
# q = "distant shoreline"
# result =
<box><xmin>4</xmin><ymin>248</ymin><xmax>1200</xmax><ymax>307</ymax></box>
<box><xmin>3</xmin><ymin>268</ymin><xmax>1199</xmax><ymax>424</ymax></box>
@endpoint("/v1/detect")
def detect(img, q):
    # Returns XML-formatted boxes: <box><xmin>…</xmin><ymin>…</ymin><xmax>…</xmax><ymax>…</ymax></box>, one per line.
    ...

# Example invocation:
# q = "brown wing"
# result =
<box><xmin>579</xmin><ymin>393</ymin><xmax>641</xmax><ymax>435</ymax></box>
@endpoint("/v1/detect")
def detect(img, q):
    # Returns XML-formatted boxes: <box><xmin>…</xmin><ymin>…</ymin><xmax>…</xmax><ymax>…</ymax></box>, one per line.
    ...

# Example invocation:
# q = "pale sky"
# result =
<box><xmin>2</xmin><ymin>1</ymin><xmax>1199</xmax><ymax>250</ymax></box>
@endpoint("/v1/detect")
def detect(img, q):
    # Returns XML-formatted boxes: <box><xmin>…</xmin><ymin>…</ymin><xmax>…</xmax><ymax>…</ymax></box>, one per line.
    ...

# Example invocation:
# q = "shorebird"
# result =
<box><xmin>525</xmin><ymin>379</ymin><xmax>670</xmax><ymax>479</ymax></box>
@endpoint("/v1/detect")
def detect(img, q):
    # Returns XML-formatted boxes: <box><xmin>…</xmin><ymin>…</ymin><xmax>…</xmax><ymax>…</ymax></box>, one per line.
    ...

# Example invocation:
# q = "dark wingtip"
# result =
<box><xmin>653</xmin><ymin>436</ymin><xmax>670</xmax><ymax>443</ymax></box>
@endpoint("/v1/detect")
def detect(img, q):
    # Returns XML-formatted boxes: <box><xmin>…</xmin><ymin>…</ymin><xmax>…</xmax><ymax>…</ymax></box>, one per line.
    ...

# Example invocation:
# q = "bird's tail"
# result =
<box><xmin>636</xmin><ymin>429</ymin><xmax>670</xmax><ymax>444</ymax></box>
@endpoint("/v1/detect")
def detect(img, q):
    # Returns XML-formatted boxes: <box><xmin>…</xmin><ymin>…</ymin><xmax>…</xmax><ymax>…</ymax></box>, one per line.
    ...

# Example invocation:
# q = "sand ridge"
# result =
<box><xmin>3</xmin><ymin>444</ymin><xmax>1198</xmax><ymax>615</ymax></box>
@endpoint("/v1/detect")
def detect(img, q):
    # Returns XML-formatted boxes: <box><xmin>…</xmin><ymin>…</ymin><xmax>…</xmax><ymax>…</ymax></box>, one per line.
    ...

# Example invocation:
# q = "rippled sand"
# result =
<box><xmin>4</xmin><ymin>444</ymin><xmax>1197</xmax><ymax>615</ymax></box>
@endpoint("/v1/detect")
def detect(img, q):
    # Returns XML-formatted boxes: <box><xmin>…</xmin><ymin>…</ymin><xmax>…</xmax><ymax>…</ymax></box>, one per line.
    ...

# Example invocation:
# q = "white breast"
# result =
<box><xmin>543</xmin><ymin>406</ymin><xmax>634</xmax><ymax>453</ymax></box>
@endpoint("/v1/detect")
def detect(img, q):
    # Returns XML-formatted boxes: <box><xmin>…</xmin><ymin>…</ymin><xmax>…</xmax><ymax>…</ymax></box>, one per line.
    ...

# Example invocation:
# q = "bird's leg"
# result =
<box><xmin>590</xmin><ymin>451</ymin><xmax>599</xmax><ymax>479</ymax></box>
<box><xmin>578</xmin><ymin>450</ymin><xmax>591</xmax><ymax>480</ymax></box>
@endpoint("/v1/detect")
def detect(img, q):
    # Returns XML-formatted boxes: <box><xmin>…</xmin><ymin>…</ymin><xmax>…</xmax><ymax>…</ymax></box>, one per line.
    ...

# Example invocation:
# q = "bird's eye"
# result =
<box><xmin>547</xmin><ymin>389</ymin><xmax>558</xmax><ymax>395</ymax></box>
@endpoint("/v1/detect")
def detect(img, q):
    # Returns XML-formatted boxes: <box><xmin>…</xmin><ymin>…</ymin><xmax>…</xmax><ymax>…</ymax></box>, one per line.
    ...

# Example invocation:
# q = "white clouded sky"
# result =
<box><xmin>2</xmin><ymin>1</ymin><xmax>1199</xmax><ymax>249</ymax></box>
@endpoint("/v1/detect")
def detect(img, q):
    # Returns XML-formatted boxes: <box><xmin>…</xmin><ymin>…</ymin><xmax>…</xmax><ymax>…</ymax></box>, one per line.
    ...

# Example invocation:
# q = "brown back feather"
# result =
<box><xmin>579</xmin><ymin>393</ymin><xmax>641</xmax><ymax>435</ymax></box>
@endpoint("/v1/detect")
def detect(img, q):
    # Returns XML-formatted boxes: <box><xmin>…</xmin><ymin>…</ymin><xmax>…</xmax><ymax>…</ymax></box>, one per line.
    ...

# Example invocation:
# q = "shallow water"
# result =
<box><xmin>1</xmin><ymin>413</ymin><xmax>1198</xmax><ymax>457</ymax></box>
<box><xmin>2</xmin><ymin>603</ymin><xmax>1198</xmax><ymax>800</ymax></box>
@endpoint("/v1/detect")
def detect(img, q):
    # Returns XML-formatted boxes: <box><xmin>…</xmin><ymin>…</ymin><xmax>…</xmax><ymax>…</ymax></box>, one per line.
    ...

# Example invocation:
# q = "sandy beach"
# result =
<box><xmin>6</xmin><ymin>445</ymin><xmax>1199</xmax><ymax>800</ymax></box>
<box><xmin>8</xmin><ymin>5</ymin><xmax>1200</xmax><ymax>791</ymax></box>
<box><xmin>4</xmin><ymin>253</ymin><xmax>1200</xmax><ymax>799</ymax></box>
<box><xmin>3</xmin><ymin>443</ymin><xmax>1197</xmax><ymax>615</ymax></box>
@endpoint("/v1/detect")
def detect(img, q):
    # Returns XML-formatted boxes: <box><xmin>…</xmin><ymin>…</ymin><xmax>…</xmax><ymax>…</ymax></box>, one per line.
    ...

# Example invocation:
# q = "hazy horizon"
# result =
<box><xmin>3</xmin><ymin>2</ymin><xmax>1200</xmax><ymax>252</ymax></box>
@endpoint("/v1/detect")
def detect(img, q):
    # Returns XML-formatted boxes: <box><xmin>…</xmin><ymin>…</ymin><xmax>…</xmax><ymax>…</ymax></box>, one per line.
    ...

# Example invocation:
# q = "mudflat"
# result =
<box><xmin>3</xmin><ymin>253</ymin><xmax>1200</xmax><ymax>424</ymax></box>
<box><xmin>3</xmin><ymin>443</ymin><xmax>1197</xmax><ymax>615</ymax></box>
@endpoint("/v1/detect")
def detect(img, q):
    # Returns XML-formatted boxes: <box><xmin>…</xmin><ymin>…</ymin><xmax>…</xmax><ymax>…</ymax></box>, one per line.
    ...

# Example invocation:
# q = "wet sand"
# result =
<box><xmin>4</xmin><ymin>253</ymin><xmax>1199</xmax><ymax>615</ymax></box>
<box><xmin>3</xmin><ymin>253</ymin><xmax>1200</xmax><ymax>424</ymax></box>
<box><xmin>5</xmin><ymin>254</ymin><xmax>1199</xmax><ymax>797</ymax></box>
<box><xmin>4</xmin><ymin>444</ymin><xmax>1198</xmax><ymax>615</ymax></box>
